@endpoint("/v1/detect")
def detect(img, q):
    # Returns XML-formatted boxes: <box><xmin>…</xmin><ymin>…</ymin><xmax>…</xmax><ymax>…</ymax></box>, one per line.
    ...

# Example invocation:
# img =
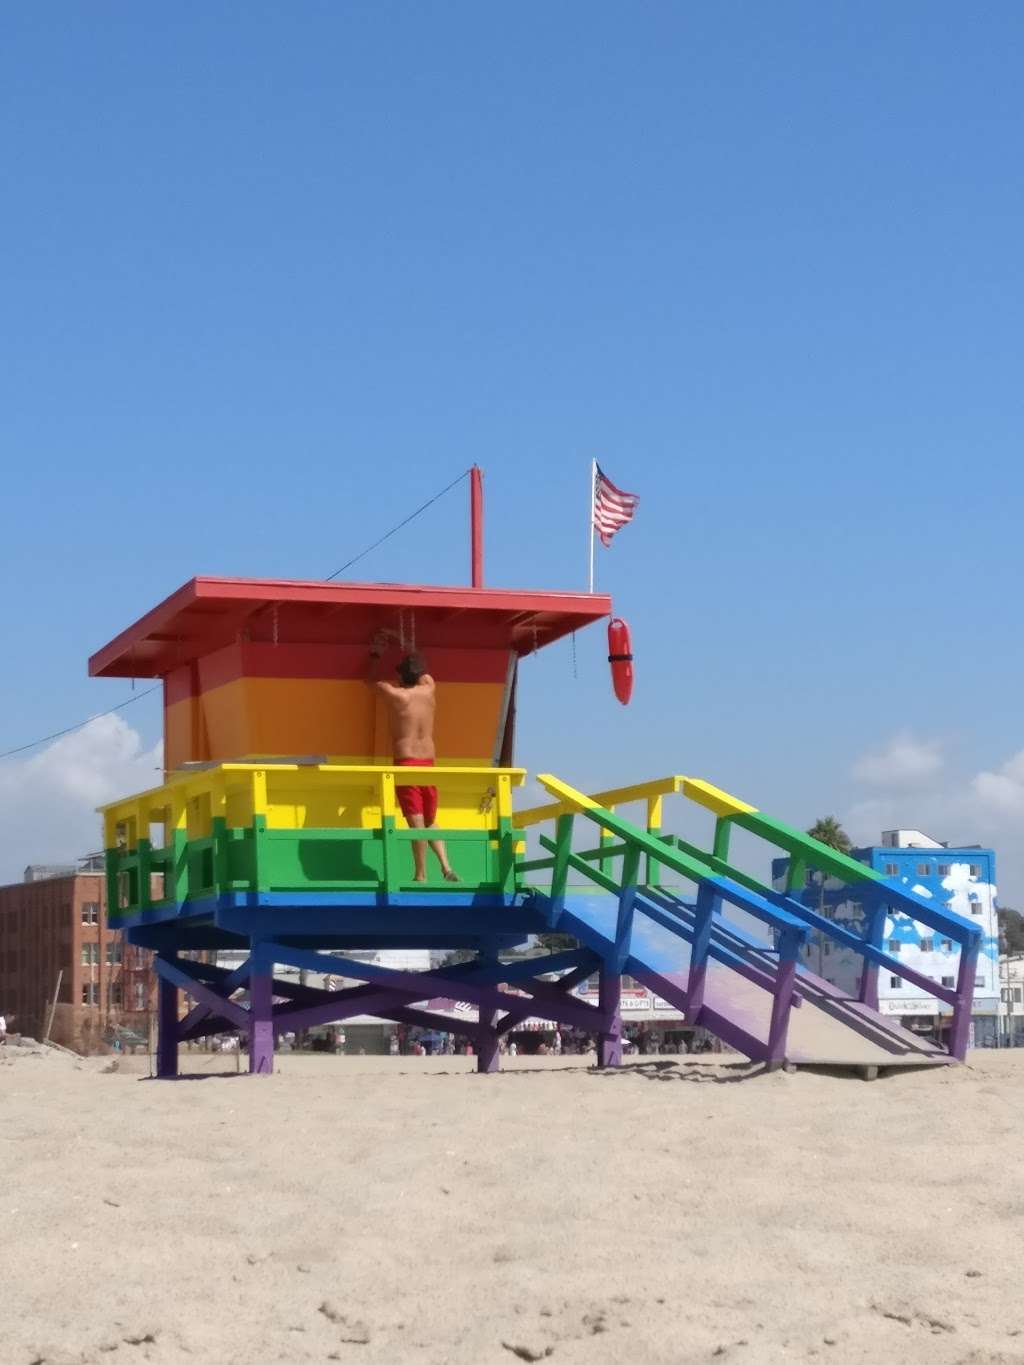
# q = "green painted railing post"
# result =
<box><xmin>786</xmin><ymin>857</ymin><xmax>807</xmax><ymax>894</ymax></box>
<box><xmin>614</xmin><ymin>843</ymin><xmax>642</xmax><ymax>972</ymax></box>
<box><xmin>598</xmin><ymin>824</ymin><xmax>616</xmax><ymax>878</ymax></box>
<box><xmin>497</xmin><ymin>815</ymin><xmax>516</xmax><ymax>894</ymax></box>
<box><xmin>645</xmin><ymin>796</ymin><xmax>663</xmax><ymax>887</ymax></box>
<box><xmin>712</xmin><ymin>817</ymin><xmax>732</xmax><ymax>863</ymax></box>
<box><xmin>212</xmin><ymin>817</ymin><xmax>230</xmax><ymax>895</ymax></box>
<box><xmin>136</xmin><ymin>837</ymin><xmax>153</xmax><ymax>913</ymax></box>
<box><xmin>250</xmin><ymin>769</ymin><xmax>268</xmax><ymax>896</ymax></box>
<box><xmin>380</xmin><ymin>771</ymin><xmax>397</xmax><ymax>893</ymax></box>
<box><xmin>250</xmin><ymin>815</ymin><xmax>267</xmax><ymax>895</ymax></box>
<box><xmin>170</xmin><ymin>796</ymin><xmax>189</xmax><ymax>907</ymax></box>
<box><xmin>548</xmin><ymin>813</ymin><xmax>575</xmax><ymax>926</ymax></box>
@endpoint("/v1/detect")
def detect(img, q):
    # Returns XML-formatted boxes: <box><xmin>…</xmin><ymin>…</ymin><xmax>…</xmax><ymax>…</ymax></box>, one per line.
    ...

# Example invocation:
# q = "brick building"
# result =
<box><xmin>0</xmin><ymin>860</ymin><xmax>155</xmax><ymax>1053</ymax></box>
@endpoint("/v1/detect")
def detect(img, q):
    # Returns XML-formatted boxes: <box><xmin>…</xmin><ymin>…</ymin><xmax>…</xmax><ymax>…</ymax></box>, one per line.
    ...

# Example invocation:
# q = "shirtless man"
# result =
<box><xmin>368</xmin><ymin>634</ymin><xmax>458</xmax><ymax>883</ymax></box>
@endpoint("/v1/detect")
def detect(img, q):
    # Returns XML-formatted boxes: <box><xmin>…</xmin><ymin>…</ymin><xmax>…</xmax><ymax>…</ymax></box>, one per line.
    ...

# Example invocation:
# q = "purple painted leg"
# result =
<box><xmin>476</xmin><ymin>1012</ymin><xmax>500</xmax><ymax>1074</ymax></box>
<box><xmin>248</xmin><ymin>954</ymin><xmax>274</xmax><ymax>1075</ymax></box>
<box><xmin>156</xmin><ymin>972</ymin><xmax>179</xmax><ymax>1078</ymax></box>
<box><xmin>598</xmin><ymin>966</ymin><xmax>622</xmax><ymax>1068</ymax></box>
<box><xmin>685</xmin><ymin>884</ymin><xmax>715</xmax><ymax>1024</ymax></box>
<box><xmin>948</xmin><ymin>938</ymin><xmax>980</xmax><ymax>1061</ymax></box>
<box><xmin>766</xmin><ymin>927</ymin><xmax>800</xmax><ymax>1070</ymax></box>
<box><xmin>475</xmin><ymin>945</ymin><xmax>501</xmax><ymax>1074</ymax></box>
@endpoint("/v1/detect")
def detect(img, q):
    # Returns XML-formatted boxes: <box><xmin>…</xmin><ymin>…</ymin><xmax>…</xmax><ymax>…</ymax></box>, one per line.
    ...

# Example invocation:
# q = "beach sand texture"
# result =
<box><xmin>2</xmin><ymin>1045</ymin><xmax>1023</xmax><ymax>1365</ymax></box>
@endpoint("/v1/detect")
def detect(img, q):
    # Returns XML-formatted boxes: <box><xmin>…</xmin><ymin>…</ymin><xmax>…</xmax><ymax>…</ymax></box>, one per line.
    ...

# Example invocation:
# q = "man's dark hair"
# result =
<box><xmin>396</xmin><ymin>653</ymin><xmax>426</xmax><ymax>686</ymax></box>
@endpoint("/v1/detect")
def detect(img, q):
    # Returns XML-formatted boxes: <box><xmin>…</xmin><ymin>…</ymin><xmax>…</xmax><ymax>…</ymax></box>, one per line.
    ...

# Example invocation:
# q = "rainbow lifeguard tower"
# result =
<box><xmin>92</xmin><ymin>477</ymin><xmax>982</xmax><ymax>1075</ymax></box>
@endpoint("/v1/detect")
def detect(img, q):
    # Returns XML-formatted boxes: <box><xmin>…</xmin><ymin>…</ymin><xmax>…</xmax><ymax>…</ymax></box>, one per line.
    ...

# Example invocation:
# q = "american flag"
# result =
<box><xmin>592</xmin><ymin>464</ymin><xmax>639</xmax><ymax>548</ymax></box>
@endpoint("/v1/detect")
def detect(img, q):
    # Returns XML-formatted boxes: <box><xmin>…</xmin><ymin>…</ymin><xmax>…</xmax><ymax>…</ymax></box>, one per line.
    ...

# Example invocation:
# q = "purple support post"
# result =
<box><xmin>156</xmin><ymin>972</ymin><xmax>179</xmax><ymax>1078</ymax></box>
<box><xmin>248</xmin><ymin>949</ymin><xmax>274</xmax><ymax>1076</ymax></box>
<box><xmin>948</xmin><ymin>937</ymin><xmax>980</xmax><ymax>1062</ymax></box>
<box><xmin>685</xmin><ymin>884</ymin><xmax>716</xmax><ymax>1025</ymax></box>
<box><xmin>475</xmin><ymin>945</ymin><xmax>501</xmax><ymax>1074</ymax></box>
<box><xmin>766</xmin><ymin>927</ymin><xmax>800</xmax><ymax>1070</ymax></box>
<box><xmin>476</xmin><ymin>1010</ymin><xmax>500</xmax><ymax>1074</ymax></box>
<box><xmin>598</xmin><ymin>964</ymin><xmax>622</xmax><ymax>1068</ymax></box>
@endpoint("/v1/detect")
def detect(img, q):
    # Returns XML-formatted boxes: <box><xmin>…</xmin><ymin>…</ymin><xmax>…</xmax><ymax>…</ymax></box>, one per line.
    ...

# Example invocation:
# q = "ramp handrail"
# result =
<box><xmin>515</xmin><ymin>771</ymin><xmax>981</xmax><ymax>1061</ymax></box>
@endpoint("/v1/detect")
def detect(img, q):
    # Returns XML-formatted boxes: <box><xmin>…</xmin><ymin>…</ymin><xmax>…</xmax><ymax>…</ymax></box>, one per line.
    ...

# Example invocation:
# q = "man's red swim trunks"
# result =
<box><xmin>395</xmin><ymin>758</ymin><xmax>438</xmax><ymax>825</ymax></box>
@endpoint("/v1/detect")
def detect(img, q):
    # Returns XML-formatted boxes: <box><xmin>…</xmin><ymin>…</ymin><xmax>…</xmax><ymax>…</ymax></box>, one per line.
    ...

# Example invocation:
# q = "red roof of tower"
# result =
<box><xmin>89</xmin><ymin>577</ymin><xmax>612</xmax><ymax>679</ymax></box>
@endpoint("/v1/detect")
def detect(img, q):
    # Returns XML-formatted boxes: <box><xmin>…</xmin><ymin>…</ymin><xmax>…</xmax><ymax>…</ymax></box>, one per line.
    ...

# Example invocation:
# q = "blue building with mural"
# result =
<box><xmin>772</xmin><ymin>828</ymin><xmax>999</xmax><ymax>1048</ymax></box>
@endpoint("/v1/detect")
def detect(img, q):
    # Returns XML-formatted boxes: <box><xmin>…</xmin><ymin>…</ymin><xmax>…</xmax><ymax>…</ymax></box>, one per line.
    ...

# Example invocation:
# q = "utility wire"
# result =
<box><xmin>0</xmin><ymin>685</ymin><xmax>161</xmax><ymax>761</ymax></box>
<box><xmin>324</xmin><ymin>468</ymin><xmax>469</xmax><ymax>581</ymax></box>
<box><xmin>2</xmin><ymin>468</ymin><xmax>471</xmax><ymax>761</ymax></box>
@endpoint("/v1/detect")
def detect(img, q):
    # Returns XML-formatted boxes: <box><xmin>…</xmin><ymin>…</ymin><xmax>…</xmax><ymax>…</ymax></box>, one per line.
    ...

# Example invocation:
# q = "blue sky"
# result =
<box><xmin>2</xmin><ymin>5</ymin><xmax>1023</xmax><ymax>897</ymax></box>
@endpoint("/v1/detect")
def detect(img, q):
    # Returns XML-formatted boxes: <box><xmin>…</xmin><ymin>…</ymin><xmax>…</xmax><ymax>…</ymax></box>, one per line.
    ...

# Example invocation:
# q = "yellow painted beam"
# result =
<box><xmin>97</xmin><ymin>762</ymin><xmax>526</xmax><ymax>816</ymax></box>
<box><xmin>513</xmin><ymin>774</ymin><xmax>683</xmax><ymax>828</ymax></box>
<box><xmin>680</xmin><ymin>778</ymin><xmax>758</xmax><ymax>819</ymax></box>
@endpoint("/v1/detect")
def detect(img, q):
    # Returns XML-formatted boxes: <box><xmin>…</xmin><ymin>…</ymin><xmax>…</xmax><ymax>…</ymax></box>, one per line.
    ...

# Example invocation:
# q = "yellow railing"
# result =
<box><xmin>100</xmin><ymin>761</ymin><xmax>527</xmax><ymax>850</ymax></box>
<box><xmin>514</xmin><ymin>774</ymin><xmax>684</xmax><ymax>838</ymax></box>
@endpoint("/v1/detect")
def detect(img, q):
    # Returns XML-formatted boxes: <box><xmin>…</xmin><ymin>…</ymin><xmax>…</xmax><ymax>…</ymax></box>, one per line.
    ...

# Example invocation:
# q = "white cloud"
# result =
<box><xmin>851</xmin><ymin>733</ymin><xmax>944</xmax><ymax>787</ymax></box>
<box><xmin>842</xmin><ymin>738</ymin><xmax>1024</xmax><ymax>905</ymax></box>
<box><xmin>971</xmin><ymin>749</ymin><xmax>1024</xmax><ymax>816</ymax></box>
<box><xmin>0</xmin><ymin>714</ymin><xmax>162</xmax><ymax>886</ymax></box>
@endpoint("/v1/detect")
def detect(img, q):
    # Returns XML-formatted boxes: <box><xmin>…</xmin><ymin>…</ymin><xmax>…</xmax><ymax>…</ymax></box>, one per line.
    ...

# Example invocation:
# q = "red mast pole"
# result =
<box><xmin>470</xmin><ymin>465</ymin><xmax>484</xmax><ymax>588</ymax></box>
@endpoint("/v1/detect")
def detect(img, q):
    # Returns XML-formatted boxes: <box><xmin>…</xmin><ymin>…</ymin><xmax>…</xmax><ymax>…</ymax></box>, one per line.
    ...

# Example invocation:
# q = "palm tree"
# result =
<box><xmin>807</xmin><ymin>816</ymin><xmax>852</xmax><ymax>854</ymax></box>
<box><xmin>805</xmin><ymin>817</ymin><xmax>852</xmax><ymax>977</ymax></box>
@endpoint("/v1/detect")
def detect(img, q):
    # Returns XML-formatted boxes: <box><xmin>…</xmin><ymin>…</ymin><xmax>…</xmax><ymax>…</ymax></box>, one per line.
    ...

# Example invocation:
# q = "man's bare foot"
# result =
<box><xmin>443</xmin><ymin>869</ymin><xmax>460</xmax><ymax>882</ymax></box>
<box><xmin>413</xmin><ymin>874</ymin><xmax>428</xmax><ymax>883</ymax></box>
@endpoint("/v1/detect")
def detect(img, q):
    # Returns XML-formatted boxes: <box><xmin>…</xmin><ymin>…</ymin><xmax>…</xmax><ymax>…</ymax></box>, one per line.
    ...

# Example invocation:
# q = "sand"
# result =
<box><xmin>2</xmin><ymin>1043</ymin><xmax>1024</xmax><ymax>1365</ymax></box>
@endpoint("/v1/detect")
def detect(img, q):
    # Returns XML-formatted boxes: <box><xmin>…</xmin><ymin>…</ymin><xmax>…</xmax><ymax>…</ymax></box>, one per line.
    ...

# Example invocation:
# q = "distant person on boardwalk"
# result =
<box><xmin>368</xmin><ymin>632</ymin><xmax>458</xmax><ymax>883</ymax></box>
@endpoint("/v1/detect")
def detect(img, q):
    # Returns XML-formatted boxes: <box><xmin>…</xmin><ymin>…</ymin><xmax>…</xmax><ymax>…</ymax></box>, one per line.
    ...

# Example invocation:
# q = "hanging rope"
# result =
<box><xmin>0</xmin><ymin>686</ymin><xmax>161</xmax><ymax>761</ymax></box>
<box><xmin>324</xmin><ymin>469</ymin><xmax>470</xmax><ymax>582</ymax></box>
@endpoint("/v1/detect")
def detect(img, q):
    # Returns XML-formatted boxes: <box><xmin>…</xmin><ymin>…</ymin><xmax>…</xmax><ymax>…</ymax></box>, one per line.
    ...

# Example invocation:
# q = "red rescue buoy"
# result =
<box><xmin>607</xmin><ymin>617</ymin><xmax>634</xmax><ymax>705</ymax></box>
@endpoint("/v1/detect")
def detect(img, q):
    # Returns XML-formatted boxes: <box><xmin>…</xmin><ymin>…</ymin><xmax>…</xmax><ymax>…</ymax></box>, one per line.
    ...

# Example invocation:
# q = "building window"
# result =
<box><xmin>890</xmin><ymin>976</ymin><xmax>902</xmax><ymax>989</ymax></box>
<box><xmin>132</xmin><ymin>982</ymin><xmax>146</xmax><ymax>1010</ymax></box>
<box><xmin>1014</xmin><ymin>987</ymin><xmax>1023</xmax><ymax>1004</ymax></box>
<box><xmin>888</xmin><ymin>940</ymin><xmax>901</xmax><ymax>954</ymax></box>
<box><xmin>884</xmin><ymin>864</ymin><xmax>898</xmax><ymax>876</ymax></box>
<box><xmin>106</xmin><ymin>941</ymin><xmax>122</xmax><ymax>966</ymax></box>
<box><xmin>81</xmin><ymin>943</ymin><xmax>98</xmax><ymax>966</ymax></box>
<box><xmin>109</xmin><ymin>983</ymin><xmax>122</xmax><ymax>1008</ymax></box>
<box><xmin>941</xmin><ymin>938</ymin><xmax>952</xmax><ymax>951</ymax></box>
<box><xmin>938</xmin><ymin>864</ymin><xmax>951</xmax><ymax>876</ymax></box>
<box><xmin>823</xmin><ymin>942</ymin><xmax>832</xmax><ymax>956</ymax></box>
<box><xmin>916</xmin><ymin>863</ymin><xmax>931</xmax><ymax>876</ymax></box>
<box><xmin>81</xmin><ymin>982</ymin><xmax>98</xmax><ymax>1006</ymax></box>
<box><xmin>969</xmin><ymin>864</ymin><xmax>981</xmax><ymax>877</ymax></box>
<box><xmin>971</xmin><ymin>901</ymin><xmax>983</xmax><ymax>916</ymax></box>
<box><xmin>942</xmin><ymin>976</ymin><xmax>955</xmax><ymax>987</ymax></box>
<box><xmin>81</xmin><ymin>902</ymin><xmax>99</xmax><ymax>925</ymax></box>
<box><xmin>975</xmin><ymin>975</ymin><xmax>985</xmax><ymax>988</ymax></box>
<box><xmin>920</xmin><ymin>937</ymin><xmax>934</xmax><ymax>953</ymax></box>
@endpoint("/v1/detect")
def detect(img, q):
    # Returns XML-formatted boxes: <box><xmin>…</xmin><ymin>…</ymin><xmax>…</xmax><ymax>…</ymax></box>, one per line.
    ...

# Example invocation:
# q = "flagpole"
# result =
<box><xmin>588</xmin><ymin>459</ymin><xmax>597</xmax><ymax>593</ymax></box>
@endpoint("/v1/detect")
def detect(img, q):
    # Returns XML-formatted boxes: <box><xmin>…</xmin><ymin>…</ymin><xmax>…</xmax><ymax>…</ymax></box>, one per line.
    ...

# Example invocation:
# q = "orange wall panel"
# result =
<box><xmin>185</xmin><ymin>676</ymin><xmax>506</xmax><ymax>765</ymax></box>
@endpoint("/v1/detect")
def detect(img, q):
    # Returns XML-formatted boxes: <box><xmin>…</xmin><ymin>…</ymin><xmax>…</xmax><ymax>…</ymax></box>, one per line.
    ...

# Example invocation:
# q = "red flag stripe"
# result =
<box><xmin>593</xmin><ymin>465</ymin><xmax>639</xmax><ymax>548</ymax></box>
